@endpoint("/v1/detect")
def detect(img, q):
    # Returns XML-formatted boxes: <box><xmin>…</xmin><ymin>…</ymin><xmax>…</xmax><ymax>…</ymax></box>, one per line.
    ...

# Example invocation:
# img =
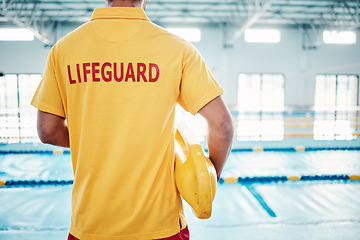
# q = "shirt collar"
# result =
<box><xmin>91</xmin><ymin>7</ymin><xmax>149</xmax><ymax>21</ymax></box>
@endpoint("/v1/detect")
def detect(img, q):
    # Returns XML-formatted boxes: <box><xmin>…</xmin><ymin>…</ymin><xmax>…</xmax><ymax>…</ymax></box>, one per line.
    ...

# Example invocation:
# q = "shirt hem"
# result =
<box><xmin>31</xmin><ymin>99</ymin><xmax>66</xmax><ymax>118</ymax></box>
<box><xmin>70</xmin><ymin>225</ymin><xmax>181</xmax><ymax>240</ymax></box>
<box><xmin>190</xmin><ymin>88</ymin><xmax>224</xmax><ymax>115</ymax></box>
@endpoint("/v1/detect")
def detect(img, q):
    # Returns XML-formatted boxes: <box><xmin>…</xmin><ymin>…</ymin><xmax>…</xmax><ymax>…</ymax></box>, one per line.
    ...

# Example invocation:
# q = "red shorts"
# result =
<box><xmin>68</xmin><ymin>226</ymin><xmax>189</xmax><ymax>240</ymax></box>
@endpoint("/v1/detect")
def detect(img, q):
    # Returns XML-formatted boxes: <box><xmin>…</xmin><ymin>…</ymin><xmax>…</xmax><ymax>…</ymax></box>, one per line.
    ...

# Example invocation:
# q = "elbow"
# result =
<box><xmin>221</xmin><ymin>119</ymin><xmax>235</xmax><ymax>141</ymax></box>
<box><xmin>39</xmin><ymin>137</ymin><xmax>52</xmax><ymax>145</ymax></box>
<box><xmin>36</xmin><ymin>110</ymin><xmax>69</xmax><ymax>147</ymax></box>
<box><xmin>210</xmin><ymin>117</ymin><xmax>234</xmax><ymax>142</ymax></box>
<box><xmin>37</xmin><ymin>128</ymin><xmax>54</xmax><ymax>144</ymax></box>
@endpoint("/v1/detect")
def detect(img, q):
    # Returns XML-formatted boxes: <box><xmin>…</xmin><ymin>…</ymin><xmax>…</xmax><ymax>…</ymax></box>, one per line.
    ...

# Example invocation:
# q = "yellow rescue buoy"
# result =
<box><xmin>175</xmin><ymin>122</ymin><xmax>217</xmax><ymax>219</ymax></box>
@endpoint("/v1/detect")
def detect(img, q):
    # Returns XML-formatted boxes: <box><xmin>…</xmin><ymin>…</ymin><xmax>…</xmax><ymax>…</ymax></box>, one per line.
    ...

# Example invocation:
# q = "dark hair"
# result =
<box><xmin>107</xmin><ymin>0</ymin><xmax>142</xmax><ymax>1</ymax></box>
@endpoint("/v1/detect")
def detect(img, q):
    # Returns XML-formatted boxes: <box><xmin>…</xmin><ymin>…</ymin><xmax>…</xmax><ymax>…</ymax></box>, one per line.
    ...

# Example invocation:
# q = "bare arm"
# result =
<box><xmin>198</xmin><ymin>96</ymin><xmax>234</xmax><ymax>181</ymax></box>
<box><xmin>37</xmin><ymin>110</ymin><xmax>70</xmax><ymax>148</ymax></box>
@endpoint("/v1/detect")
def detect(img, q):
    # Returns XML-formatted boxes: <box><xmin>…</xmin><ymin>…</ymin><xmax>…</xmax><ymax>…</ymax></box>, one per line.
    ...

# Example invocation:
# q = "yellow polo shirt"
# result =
<box><xmin>31</xmin><ymin>7</ymin><xmax>223</xmax><ymax>240</ymax></box>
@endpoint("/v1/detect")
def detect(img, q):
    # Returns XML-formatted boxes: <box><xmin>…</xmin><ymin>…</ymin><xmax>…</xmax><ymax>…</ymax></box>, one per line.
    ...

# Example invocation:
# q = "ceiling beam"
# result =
<box><xmin>0</xmin><ymin>0</ymin><xmax>55</xmax><ymax>46</ymax></box>
<box><xmin>225</xmin><ymin>0</ymin><xmax>273</xmax><ymax>47</ymax></box>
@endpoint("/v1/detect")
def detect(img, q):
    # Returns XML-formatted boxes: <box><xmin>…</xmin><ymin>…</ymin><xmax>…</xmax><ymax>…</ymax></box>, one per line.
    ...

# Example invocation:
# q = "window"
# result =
<box><xmin>0</xmin><ymin>28</ymin><xmax>34</xmax><ymax>41</ymax></box>
<box><xmin>166</xmin><ymin>28</ymin><xmax>201</xmax><ymax>42</ymax></box>
<box><xmin>314</xmin><ymin>74</ymin><xmax>359</xmax><ymax>140</ymax></box>
<box><xmin>0</xmin><ymin>74</ymin><xmax>41</xmax><ymax>143</ymax></box>
<box><xmin>315</xmin><ymin>74</ymin><xmax>359</xmax><ymax>109</ymax></box>
<box><xmin>237</xmin><ymin>73</ymin><xmax>285</xmax><ymax>141</ymax></box>
<box><xmin>323</xmin><ymin>31</ymin><xmax>356</xmax><ymax>44</ymax></box>
<box><xmin>238</xmin><ymin>73</ymin><xmax>284</xmax><ymax>111</ymax></box>
<box><xmin>236</xmin><ymin>114</ymin><xmax>284</xmax><ymax>141</ymax></box>
<box><xmin>175</xmin><ymin>104</ymin><xmax>207</xmax><ymax>142</ymax></box>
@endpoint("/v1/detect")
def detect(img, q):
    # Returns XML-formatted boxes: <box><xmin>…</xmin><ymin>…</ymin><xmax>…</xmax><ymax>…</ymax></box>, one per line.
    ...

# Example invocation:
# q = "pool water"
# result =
<box><xmin>1</xmin><ymin>150</ymin><xmax>360</xmax><ymax>239</ymax></box>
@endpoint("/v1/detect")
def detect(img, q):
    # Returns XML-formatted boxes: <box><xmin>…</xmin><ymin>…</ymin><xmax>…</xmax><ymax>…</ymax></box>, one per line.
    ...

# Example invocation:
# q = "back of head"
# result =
<box><xmin>105</xmin><ymin>0</ymin><xmax>146</xmax><ymax>9</ymax></box>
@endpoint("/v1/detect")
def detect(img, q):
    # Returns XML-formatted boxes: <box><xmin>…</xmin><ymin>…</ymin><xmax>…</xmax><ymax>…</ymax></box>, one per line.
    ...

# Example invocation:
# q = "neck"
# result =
<box><xmin>106</xmin><ymin>0</ymin><xmax>143</xmax><ymax>9</ymax></box>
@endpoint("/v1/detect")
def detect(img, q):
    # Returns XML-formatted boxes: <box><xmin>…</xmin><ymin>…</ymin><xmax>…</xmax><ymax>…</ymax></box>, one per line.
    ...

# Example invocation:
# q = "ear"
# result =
<box><xmin>142</xmin><ymin>0</ymin><xmax>147</xmax><ymax>10</ymax></box>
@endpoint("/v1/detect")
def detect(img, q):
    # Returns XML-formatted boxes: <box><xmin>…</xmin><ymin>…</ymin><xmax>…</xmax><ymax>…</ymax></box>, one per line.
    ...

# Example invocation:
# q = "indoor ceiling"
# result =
<box><xmin>0</xmin><ymin>0</ymin><xmax>359</xmax><ymax>47</ymax></box>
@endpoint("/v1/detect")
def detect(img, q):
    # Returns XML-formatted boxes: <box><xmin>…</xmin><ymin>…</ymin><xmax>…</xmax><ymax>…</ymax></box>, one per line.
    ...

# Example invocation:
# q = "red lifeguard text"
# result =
<box><xmin>67</xmin><ymin>62</ymin><xmax>160</xmax><ymax>84</ymax></box>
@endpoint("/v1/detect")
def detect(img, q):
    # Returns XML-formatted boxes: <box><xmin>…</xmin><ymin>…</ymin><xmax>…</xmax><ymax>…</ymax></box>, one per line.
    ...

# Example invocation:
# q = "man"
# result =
<box><xmin>31</xmin><ymin>0</ymin><xmax>234</xmax><ymax>239</ymax></box>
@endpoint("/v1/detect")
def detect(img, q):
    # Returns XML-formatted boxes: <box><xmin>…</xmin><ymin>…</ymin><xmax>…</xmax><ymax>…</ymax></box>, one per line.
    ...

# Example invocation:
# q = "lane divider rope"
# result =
<box><xmin>2</xmin><ymin>146</ymin><xmax>360</xmax><ymax>154</ymax></box>
<box><xmin>220</xmin><ymin>174</ymin><xmax>360</xmax><ymax>183</ymax></box>
<box><xmin>1</xmin><ymin>174</ymin><xmax>359</xmax><ymax>187</ymax></box>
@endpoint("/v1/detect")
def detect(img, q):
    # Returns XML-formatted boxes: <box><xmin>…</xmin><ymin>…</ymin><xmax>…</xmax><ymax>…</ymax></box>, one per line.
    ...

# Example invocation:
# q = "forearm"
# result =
<box><xmin>207</xmin><ymin>123</ymin><xmax>234</xmax><ymax>181</ymax></box>
<box><xmin>198</xmin><ymin>96</ymin><xmax>234</xmax><ymax>181</ymax></box>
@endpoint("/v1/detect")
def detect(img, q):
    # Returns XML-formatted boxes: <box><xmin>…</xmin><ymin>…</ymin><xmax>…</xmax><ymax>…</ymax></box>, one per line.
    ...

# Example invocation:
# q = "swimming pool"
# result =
<box><xmin>1</xmin><ymin>149</ymin><xmax>359</xmax><ymax>239</ymax></box>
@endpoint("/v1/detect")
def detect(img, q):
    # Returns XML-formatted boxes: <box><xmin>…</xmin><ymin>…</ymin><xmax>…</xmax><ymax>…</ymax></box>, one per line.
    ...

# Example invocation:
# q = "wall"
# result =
<box><xmin>0</xmin><ymin>40</ymin><xmax>49</xmax><ymax>74</ymax></box>
<box><xmin>1</xmin><ymin>25</ymin><xmax>359</xmax><ymax>109</ymax></box>
<box><xmin>192</xmin><ymin>27</ymin><xmax>360</xmax><ymax>109</ymax></box>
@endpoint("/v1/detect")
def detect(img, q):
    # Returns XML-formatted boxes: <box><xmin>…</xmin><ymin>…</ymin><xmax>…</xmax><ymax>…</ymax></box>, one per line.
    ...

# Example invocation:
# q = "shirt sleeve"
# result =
<box><xmin>178</xmin><ymin>44</ymin><xmax>224</xmax><ymax>115</ymax></box>
<box><xmin>31</xmin><ymin>46</ymin><xmax>66</xmax><ymax>118</ymax></box>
